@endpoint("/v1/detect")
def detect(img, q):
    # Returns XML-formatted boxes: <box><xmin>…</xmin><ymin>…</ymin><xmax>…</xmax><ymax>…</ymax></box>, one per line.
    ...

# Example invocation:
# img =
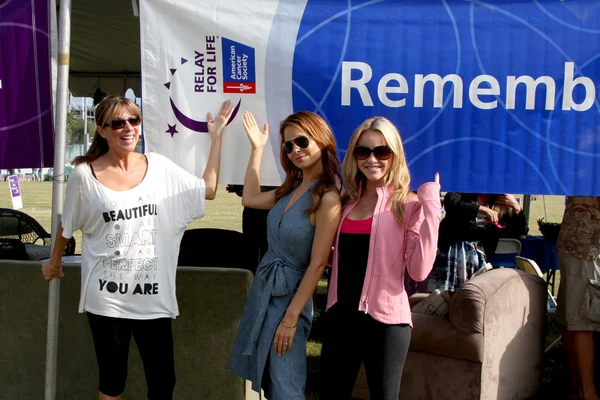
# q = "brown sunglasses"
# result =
<box><xmin>103</xmin><ymin>115</ymin><xmax>142</xmax><ymax>130</ymax></box>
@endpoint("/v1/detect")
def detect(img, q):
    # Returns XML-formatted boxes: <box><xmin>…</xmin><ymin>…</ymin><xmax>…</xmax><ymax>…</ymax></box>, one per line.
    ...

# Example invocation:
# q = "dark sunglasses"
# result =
<box><xmin>282</xmin><ymin>135</ymin><xmax>310</xmax><ymax>154</ymax></box>
<box><xmin>103</xmin><ymin>115</ymin><xmax>142</xmax><ymax>130</ymax></box>
<box><xmin>354</xmin><ymin>145</ymin><xmax>393</xmax><ymax>160</ymax></box>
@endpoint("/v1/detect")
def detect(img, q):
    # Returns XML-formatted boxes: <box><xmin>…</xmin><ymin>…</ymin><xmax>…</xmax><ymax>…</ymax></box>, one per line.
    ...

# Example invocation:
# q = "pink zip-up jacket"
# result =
<box><xmin>326</xmin><ymin>182</ymin><xmax>441</xmax><ymax>326</ymax></box>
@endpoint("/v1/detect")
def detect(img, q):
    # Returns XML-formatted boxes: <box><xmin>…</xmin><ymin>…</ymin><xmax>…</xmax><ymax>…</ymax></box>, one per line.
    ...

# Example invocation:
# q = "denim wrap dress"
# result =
<box><xmin>228</xmin><ymin>184</ymin><xmax>316</xmax><ymax>399</ymax></box>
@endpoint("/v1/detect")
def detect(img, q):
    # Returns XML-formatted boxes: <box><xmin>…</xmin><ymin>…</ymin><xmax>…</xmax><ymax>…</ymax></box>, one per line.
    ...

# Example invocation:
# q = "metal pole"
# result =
<box><xmin>83</xmin><ymin>97</ymin><xmax>88</xmax><ymax>152</ymax></box>
<box><xmin>523</xmin><ymin>194</ymin><xmax>531</xmax><ymax>222</ymax></box>
<box><xmin>45</xmin><ymin>0</ymin><xmax>71</xmax><ymax>398</ymax></box>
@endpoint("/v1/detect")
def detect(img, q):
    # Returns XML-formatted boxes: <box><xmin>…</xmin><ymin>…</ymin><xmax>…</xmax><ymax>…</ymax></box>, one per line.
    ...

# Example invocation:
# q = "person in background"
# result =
<box><xmin>556</xmin><ymin>196</ymin><xmax>600</xmax><ymax>400</ymax></box>
<box><xmin>320</xmin><ymin>117</ymin><xmax>441</xmax><ymax>400</ymax></box>
<box><xmin>415</xmin><ymin>192</ymin><xmax>527</xmax><ymax>294</ymax></box>
<box><xmin>439</xmin><ymin>193</ymin><xmax>527</xmax><ymax>259</ymax></box>
<box><xmin>42</xmin><ymin>95</ymin><xmax>234</xmax><ymax>400</ymax></box>
<box><xmin>228</xmin><ymin>110</ymin><xmax>342</xmax><ymax>399</ymax></box>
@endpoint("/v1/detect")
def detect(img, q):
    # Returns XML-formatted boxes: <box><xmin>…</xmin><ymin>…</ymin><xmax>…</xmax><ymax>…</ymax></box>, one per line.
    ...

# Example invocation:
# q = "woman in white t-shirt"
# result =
<box><xmin>41</xmin><ymin>95</ymin><xmax>234</xmax><ymax>400</ymax></box>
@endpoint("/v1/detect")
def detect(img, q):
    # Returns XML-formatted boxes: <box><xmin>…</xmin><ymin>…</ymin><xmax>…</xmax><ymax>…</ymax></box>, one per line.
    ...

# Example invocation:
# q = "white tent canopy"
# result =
<box><xmin>64</xmin><ymin>0</ymin><xmax>141</xmax><ymax>97</ymax></box>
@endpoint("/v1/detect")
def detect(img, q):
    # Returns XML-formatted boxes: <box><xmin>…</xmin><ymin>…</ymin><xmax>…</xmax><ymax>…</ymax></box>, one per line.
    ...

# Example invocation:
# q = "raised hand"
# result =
<box><xmin>496</xmin><ymin>194</ymin><xmax>521</xmax><ymax>212</ymax></box>
<box><xmin>434</xmin><ymin>172</ymin><xmax>440</xmax><ymax>185</ymax></box>
<box><xmin>242</xmin><ymin>111</ymin><xmax>269</xmax><ymax>150</ymax></box>
<box><xmin>207</xmin><ymin>99</ymin><xmax>234</xmax><ymax>140</ymax></box>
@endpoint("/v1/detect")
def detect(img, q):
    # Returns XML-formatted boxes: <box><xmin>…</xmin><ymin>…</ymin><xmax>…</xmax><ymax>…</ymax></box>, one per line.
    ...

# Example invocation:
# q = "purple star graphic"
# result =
<box><xmin>166</xmin><ymin>124</ymin><xmax>178</xmax><ymax>138</ymax></box>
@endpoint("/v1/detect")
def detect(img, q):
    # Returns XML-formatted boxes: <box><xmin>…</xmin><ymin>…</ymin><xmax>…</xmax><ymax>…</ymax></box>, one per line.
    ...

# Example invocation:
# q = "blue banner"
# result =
<box><xmin>289</xmin><ymin>0</ymin><xmax>600</xmax><ymax>195</ymax></box>
<box><xmin>222</xmin><ymin>37</ymin><xmax>257</xmax><ymax>94</ymax></box>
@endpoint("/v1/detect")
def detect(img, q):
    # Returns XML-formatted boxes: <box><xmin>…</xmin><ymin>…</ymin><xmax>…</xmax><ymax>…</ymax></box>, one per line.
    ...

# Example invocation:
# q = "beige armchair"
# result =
<box><xmin>353</xmin><ymin>268</ymin><xmax>547</xmax><ymax>400</ymax></box>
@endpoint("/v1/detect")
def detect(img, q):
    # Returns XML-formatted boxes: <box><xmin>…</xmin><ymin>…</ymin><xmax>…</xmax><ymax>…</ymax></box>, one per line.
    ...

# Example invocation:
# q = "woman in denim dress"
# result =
<box><xmin>228</xmin><ymin>110</ymin><xmax>341</xmax><ymax>399</ymax></box>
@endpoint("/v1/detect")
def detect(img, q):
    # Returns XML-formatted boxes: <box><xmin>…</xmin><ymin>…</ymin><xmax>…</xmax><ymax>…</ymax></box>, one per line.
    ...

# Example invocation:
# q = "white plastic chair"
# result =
<box><xmin>515</xmin><ymin>256</ymin><xmax>562</xmax><ymax>353</ymax></box>
<box><xmin>495</xmin><ymin>238</ymin><xmax>522</xmax><ymax>255</ymax></box>
<box><xmin>491</xmin><ymin>238</ymin><xmax>522</xmax><ymax>268</ymax></box>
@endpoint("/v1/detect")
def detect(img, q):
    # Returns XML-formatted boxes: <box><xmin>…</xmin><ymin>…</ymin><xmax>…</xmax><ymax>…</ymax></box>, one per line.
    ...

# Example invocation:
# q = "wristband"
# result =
<box><xmin>281</xmin><ymin>320</ymin><xmax>297</xmax><ymax>329</ymax></box>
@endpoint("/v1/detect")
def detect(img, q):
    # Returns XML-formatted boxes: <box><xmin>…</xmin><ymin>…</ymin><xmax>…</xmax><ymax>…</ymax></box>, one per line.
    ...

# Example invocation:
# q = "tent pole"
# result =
<box><xmin>523</xmin><ymin>194</ymin><xmax>531</xmax><ymax>222</ymax></box>
<box><xmin>45</xmin><ymin>0</ymin><xmax>71</xmax><ymax>398</ymax></box>
<box><xmin>83</xmin><ymin>97</ymin><xmax>88</xmax><ymax>152</ymax></box>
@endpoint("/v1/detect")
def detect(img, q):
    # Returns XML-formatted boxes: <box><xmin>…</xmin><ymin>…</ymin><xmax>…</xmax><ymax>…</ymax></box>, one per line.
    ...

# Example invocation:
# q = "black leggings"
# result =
<box><xmin>87</xmin><ymin>312</ymin><xmax>176</xmax><ymax>399</ymax></box>
<box><xmin>320</xmin><ymin>304</ymin><xmax>411</xmax><ymax>400</ymax></box>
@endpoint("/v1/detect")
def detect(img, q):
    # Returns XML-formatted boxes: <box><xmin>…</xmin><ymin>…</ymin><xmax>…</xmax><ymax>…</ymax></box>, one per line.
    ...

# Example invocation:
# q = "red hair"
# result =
<box><xmin>274</xmin><ymin>111</ymin><xmax>341</xmax><ymax>213</ymax></box>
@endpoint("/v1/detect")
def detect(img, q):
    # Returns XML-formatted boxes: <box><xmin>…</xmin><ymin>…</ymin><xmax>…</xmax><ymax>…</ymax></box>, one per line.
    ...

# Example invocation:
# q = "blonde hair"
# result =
<box><xmin>492</xmin><ymin>202</ymin><xmax>512</xmax><ymax>220</ymax></box>
<box><xmin>341</xmin><ymin>117</ymin><xmax>411</xmax><ymax>224</ymax></box>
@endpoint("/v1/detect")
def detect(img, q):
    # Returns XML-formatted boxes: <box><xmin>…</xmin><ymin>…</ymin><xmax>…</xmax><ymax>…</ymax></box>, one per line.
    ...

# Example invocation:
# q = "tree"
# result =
<box><xmin>66</xmin><ymin>112</ymin><xmax>95</xmax><ymax>144</ymax></box>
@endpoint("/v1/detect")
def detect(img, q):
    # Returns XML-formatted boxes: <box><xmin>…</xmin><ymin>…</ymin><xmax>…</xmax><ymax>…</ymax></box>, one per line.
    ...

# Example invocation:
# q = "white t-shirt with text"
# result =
<box><xmin>61</xmin><ymin>152</ymin><xmax>205</xmax><ymax>319</ymax></box>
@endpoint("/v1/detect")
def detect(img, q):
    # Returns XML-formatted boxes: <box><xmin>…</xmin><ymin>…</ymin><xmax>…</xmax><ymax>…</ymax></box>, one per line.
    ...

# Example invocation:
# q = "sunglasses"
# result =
<box><xmin>282</xmin><ymin>135</ymin><xmax>310</xmax><ymax>154</ymax></box>
<box><xmin>354</xmin><ymin>145</ymin><xmax>393</xmax><ymax>160</ymax></box>
<box><xmin>103</xmin><ymin>115</ymin><xmax>142</xmax><ymax>130</ymax></box>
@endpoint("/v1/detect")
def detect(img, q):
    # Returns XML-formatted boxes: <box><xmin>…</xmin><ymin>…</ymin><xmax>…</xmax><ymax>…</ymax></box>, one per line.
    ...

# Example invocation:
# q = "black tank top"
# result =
<box><xmin>337</xmin><ymin>217</ymin><xmax>372</xmax><ymax>309</ymax></box>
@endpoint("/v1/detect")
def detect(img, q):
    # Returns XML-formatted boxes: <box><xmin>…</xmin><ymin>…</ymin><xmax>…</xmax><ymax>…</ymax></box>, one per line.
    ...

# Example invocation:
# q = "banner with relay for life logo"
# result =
<box><xmin>141</xmin><ymin>0</ymin><xmax>600</xmax><ymax>195</ymax></box>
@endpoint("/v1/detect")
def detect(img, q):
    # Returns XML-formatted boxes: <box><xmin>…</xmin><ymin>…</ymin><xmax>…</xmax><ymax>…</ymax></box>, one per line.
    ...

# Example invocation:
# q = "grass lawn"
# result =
<box><xmin>0</xmin><ymin>181</ymin><xmax>244</xmax><ymax>254</ymax></box>
<box><xmin>0</xmin><ymin>182</ymin><xmax>575</xmax><ymax>398</ymax></box>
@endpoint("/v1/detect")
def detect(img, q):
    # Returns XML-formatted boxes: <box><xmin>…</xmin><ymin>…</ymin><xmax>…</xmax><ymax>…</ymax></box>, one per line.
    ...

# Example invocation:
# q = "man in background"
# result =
<box><xmin>556</xmin><ymin>196</ymin><xmax>600</xmax><ymax>400</ymax></box>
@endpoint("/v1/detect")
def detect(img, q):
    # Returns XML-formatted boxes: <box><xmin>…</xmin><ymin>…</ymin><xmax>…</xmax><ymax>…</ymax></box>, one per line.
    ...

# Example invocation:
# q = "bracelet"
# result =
<box><xmin>280</xmin><ymin>320</ymin><xmax>297</xmax><ymax>329</ymax></box>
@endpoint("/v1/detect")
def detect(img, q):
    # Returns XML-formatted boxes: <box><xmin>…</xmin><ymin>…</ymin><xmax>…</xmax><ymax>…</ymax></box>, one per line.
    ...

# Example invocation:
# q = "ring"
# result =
<box><xmin>284</xmin><ymin>342</ymin><xmax>289</xmax><ymax>346</ymax></box>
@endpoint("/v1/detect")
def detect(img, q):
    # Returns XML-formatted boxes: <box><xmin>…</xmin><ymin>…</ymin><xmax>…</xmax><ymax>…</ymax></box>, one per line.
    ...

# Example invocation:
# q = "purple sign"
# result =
<box><xmin>0</xmin><ymin>0</ymin><xmax>54</xmax><ymax>169</ymax></box>
<box><xmin>8</xmin><ymin>175</ymin><xmax>20</xmax><ymax>197</ymax></box>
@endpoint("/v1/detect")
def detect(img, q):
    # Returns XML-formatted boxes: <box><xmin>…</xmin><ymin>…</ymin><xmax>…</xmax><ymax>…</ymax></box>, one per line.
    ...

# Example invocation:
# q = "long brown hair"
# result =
<box><xmin>342</xmin><ymin>117</ymin><xmax>412</xmax><ymax>224</ymax></box>
<box><xmin>274</xmin><ymin>111</ymin><xmax>341</xmax><ymax>214</ymax></box>
<box><xmin>72</xmin><ymin>95</ymin><xmax>141</xmax><ymax>166</ymax></box>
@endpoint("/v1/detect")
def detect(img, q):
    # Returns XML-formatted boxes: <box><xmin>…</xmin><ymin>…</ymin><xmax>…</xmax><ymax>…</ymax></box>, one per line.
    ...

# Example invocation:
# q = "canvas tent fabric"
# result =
<box><xmin>64</xmin><ymin>0</ymin><xmax>141</xmax><ymax>97</ymax></box>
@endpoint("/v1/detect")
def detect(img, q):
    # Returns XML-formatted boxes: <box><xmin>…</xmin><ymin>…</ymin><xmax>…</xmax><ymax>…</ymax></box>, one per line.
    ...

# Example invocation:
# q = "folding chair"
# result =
<box><xmin>515</xmin><ymin>256</ymin><xmax>562</xmax><ymax>353</ymax></box>
<box><xmin>490</xmin><ymin>238</ymin><xmax>522</xmax><ymax>268</ymax></box>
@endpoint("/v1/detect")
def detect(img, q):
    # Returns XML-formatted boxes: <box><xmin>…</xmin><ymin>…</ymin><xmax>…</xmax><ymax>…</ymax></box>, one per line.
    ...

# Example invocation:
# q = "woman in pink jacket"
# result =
<box><xmin>319</xmin><ymin>117</ymin><xmax>441</xmax><ymax>400</ymax></box>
